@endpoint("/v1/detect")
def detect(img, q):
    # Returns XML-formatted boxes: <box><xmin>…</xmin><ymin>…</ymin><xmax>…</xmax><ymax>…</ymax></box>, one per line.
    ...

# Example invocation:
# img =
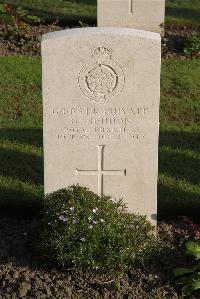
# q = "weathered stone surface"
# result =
<box><xmin>42</xmin><ymin>28</ymin><xmax>161</xmax><ymax>224</ymax></box>
<box><xmin>98</xmin><ymin>0</ymin><xmax>165</xmax><ymax>35</ymax></box>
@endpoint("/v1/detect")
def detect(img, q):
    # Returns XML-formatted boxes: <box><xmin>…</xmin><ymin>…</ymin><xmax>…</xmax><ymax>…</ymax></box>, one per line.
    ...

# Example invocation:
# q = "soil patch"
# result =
<box><xmin>0</xmin><ymin>23</ymin><xmax>62</xmax><ymax>56</ymax></box>
<box><xmin>0</xmin><ymin>217</ymin><xmax>200</xmax><ymax>298</ymax></box>
<box><xmin>163</xmin><ymin>24</ymin><xmax>200</xmax><ymax>59</ymax></box>
<box><xmin>0</xmin><ymin>23</ymin><xmax>200</xmax><ymax>59</ymax></box>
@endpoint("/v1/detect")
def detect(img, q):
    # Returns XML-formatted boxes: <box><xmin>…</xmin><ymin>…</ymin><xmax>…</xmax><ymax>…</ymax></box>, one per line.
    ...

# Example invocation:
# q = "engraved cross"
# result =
<box><xmin>129</xmin><ymin>0</ymin><xmax>134</xmax><ymax>14</ymax></box>
<box><xmin>76</xmin><ymin>145</ymin><xmax>126</xmax><ymax>197</ymax></box>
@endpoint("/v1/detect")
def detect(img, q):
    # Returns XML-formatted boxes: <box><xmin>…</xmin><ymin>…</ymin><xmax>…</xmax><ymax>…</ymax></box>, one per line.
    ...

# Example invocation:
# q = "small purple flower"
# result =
<box><xmin>59</xmin><ymin>215</ymin><xmax>67</xmax><ymax>222</ymax></box>
<box><xmin>88</xmin><ymin>216</ymin><xmax>93</xmax><ymax>223</ymax></box>
<box><xmin>59</xmin><ymin>211</ymin><xmax>68</xmax><ymax>222</ymax></box>
<box><xmin>92</xmin><ymin>207</ymin><xmax>98</xmax><ymax>214</ymax></box>
<box><xmin>72</xmin><ymin>219</ymin><xmax>77</xmax><ymax>225</ymax></box>
<box><xmin>88</xmin><ymin>217</ymin><xmax>97</xmax><ymax>225</ymax></box>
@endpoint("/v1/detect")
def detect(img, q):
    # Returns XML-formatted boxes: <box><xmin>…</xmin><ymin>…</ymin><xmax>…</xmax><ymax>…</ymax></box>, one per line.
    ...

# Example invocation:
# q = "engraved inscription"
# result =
<box><xmin>78</xmin><ymin>46</ymin><xmax>125</xmax><ymax>104</ymax></box>
<box><xmin>76</xmin><ymin>145</ymin><xmax>126</xmax><ymax>196</ymax></box>
<box><xmin>52</xmin><ymin>107</ymin><xmax>148</xmax><ymax>116</ymax></box>
<box><xmin>58</xmin><ymin>132</ymin><xmax>144</xmax><ymax>141</ymax></box>
<box><xmin>51</xmin><ymin>105</ymin><xmax>149</xmax><ymax>143</ymax></box>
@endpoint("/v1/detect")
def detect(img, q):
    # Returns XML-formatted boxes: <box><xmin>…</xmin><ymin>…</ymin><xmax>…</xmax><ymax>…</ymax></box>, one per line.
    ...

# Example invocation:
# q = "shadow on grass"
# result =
<box><xmin>166</xmin><ymin>6</ymin><xmax>200</xmax><ymax>24</ymax></box>
<box><xmin>159</xmin><ymin>150</ymin><xmax>199</xmax><ymax>185</ymax></box>
<box><xmin>158</xmin><ymin>129</ymin><xmax>200</xmax><ymax>221</ymax></box>
<box><xmin>24</xmin><ymin>5</ymin><xmax>96</xmax><ymax>27</ymax></box>
<box><xmin>0</xmin><ymin>128</ymin><xmax>43</xmax><ymax>218</ymax></box>
<box><xmin>0</xmin><ymin>185</ymin><xmax>43</xmax><ymax>219</ymax></box>
<box><xmin>0</xmin><ymin>128</ymin><xmax>200</xmax><ymax>220</ymax></box>
<box><xmin>0</xmin><ymin>127</ymin><xmax>43</xmax><ymax>147</ymax></box>
<box><xmin>159</xmin><ymin>130</ymin><xmax>200</xmax><ymax>151</ymax></box>
<box><xmin>0</xmin><ymin>148</ymin><xmax>43</xmax><ymax>184</ymax></box>
<box><xmin>158</xmin><ymin>183</ymin><xmax>200</xmax><ymax>221</ymax></box>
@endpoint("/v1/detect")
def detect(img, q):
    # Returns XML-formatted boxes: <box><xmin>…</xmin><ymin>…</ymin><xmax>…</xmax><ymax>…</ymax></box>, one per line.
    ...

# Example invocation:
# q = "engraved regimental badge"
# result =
<box><xmin>78</xmin><ymin>45</ymin><xmax>125</xmax><ymax>104</ymax></box>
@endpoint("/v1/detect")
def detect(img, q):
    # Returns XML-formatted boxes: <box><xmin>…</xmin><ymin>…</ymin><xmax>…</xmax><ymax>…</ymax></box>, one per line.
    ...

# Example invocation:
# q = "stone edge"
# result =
<box><xmin>42</xmin><ymin>27</ymin><xmax>161</xmax><ymax>42</ymax></box>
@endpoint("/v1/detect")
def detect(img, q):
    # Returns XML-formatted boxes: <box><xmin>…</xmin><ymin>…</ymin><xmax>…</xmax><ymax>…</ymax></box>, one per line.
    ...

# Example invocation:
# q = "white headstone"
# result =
<box><xmin>98</xmin><ymin>0</ymin><xmax>165</xmax><ymax>35</ymax></box>
<box><xmin>42</xmin><ymin>28</ymin><xmax>161</xmax><ymax>224</ymax></box>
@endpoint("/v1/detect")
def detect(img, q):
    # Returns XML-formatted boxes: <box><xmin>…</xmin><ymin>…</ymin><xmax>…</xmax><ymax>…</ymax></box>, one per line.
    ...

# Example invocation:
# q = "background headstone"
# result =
<box><xmin>98</xmin><ymin>0</ymin><xmax>165</xmax><ymax>35</ymax></box>
<box><xmin>42</xmin><ymin>28</ymin><xmax>161</xmax><ymax>224</ymax></box>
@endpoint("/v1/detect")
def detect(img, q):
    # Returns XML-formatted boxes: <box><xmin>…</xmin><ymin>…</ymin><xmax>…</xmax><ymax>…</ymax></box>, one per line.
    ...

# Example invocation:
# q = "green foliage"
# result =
<box><xmin>0</xmin><ymin>3</ymin><xmax>41</xmax><ymax>26</ymax></box>
<box><xmin>16</xmin><ymin>6</ymin><xmax>41</xmax><ymax>24</ymax></box>
<box><xmin>0</xmin><ymin>0</ymin><xmax>96</xmax><ymax>26</ymax></box>
<box><xmin>174</xmin><ymin>242</ymin><xmax>200</xmax><ymax>296</ymax></box>
<box><xmin>184</xmin><ymin>34</ymin><xmax>200</xmax><ymax>56</ymax></box>
<box><xmin>0</xmin><ymin>3</ymin><xmax>6</xmax><ymax>13</ymax></box>
<box><xmin>37</xmin><ymin>186</ymin><xmax>156</xmax><ymax>272</ymax></box>
<box><xmin>187</xmin><ymin>242</ymin><xmax>200</xmax><ymax>259</ymax></box>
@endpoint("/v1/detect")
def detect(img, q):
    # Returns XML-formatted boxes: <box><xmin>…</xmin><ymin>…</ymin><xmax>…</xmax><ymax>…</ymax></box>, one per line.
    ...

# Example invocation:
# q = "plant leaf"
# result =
<box><xmin>193</xmin><ymin>278</ymin><xmax>200</xmax><ymax>290</ymax></box>
<box><xmin>176</xmin><ymin>276</ymin><xmax>193</xmax><ymax>285</ymax></box>
<box><xmin>0</xmin><ymin>4</ymin><xmax>6</xmax><ymax>13</ymax></box>
<box><xmin>182</xmin><ymin>284</ymin><xmax>194</xmax><ymax>296</ymax></box>
<box><xmin>182</xmin><ymin>278</ymin><xmax>200</xmax><ymax>297</ymax></box>
<box><xmin>27</xmin><ymin>15</ymin><xmax>41</xmax><ymax>22</ymax></box>
<box><xmin>186</xmin><ymin>242</ymin><xmax>200</xmax><ymax>259</ymax></box>
<box><xmin>193</xmin><ymin>263</ymin><xmax>200</xmax><ymax>271</ymax></box>
<box><xmin>174</xmin><ymin>267</ymin><xmax>195</xmax><ymax>277</ymax></box>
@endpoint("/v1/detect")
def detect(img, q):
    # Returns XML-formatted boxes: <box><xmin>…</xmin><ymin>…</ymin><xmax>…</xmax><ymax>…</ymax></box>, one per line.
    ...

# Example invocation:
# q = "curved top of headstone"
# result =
<box><xmin>42</xmin><ymin>27</ymin><xmax>160</xmax><ymax>42</ymax></box>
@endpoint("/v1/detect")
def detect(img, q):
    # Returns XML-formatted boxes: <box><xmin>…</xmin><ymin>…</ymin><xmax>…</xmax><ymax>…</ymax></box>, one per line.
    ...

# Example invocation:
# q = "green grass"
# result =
<box><xmin>159</xmin><ymin>59</ymin><xmax>200</xmax><ymax>219</ymax></box>
<box><xmin>0</xmin><ymin>56</ymin><xmax>200</xmax><ymax>220</ymax></box>
<box><xmin>0</xmin><ymin>0</ymin><xmax>97</xmax><ymax>26</ymax></box>
<box><xmin>165</xmin><ymin>0</ymin><xmax>200</xmax><ymax>26</ymax></box>
<box><xmin>158</xmin><ymin>124</ymin><xmax>200</xmax><ymax>219</ymax></box>
<box><xmin>0</xmin><ymin>57</ymin><xmax>43</xmax><ymax>217</ymax></box>
<box><xmin>161</xmin><ymin>59</ymin><xmax>200</xmax><ymax>124</ymax></box>
<box><xmin>1</xmin><ymin>0</ymin><xmax>200</xmax><ymax>27</ymax></box>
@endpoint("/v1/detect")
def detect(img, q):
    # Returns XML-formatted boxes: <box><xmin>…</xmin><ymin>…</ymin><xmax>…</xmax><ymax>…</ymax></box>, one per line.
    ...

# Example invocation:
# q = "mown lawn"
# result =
<box><xmin>165</xmin><ymin>0</ymin><xmax>200</xmax><ymax>26</ymax></box>
<box><xmin>0</xmin><ymin>0</ymin><xmax>97</xmax><ymax>26</ymax></box>
<box><xmin>0</xmin><ymin>57</ymin><xmax>43</xmax><ymax>217</ymax></box>
<box><xmin>0</xmin><ymin>56</ymin><xmax>200</xmax><ymax>219</ymax></box>
<box><xmin>159</xmin><ymin>59</ymin><xmax>200</xmax><ymax>219</ymax></box>
<box><xmin>1</xmin><ymin>0</ymin><xmax>200</xmax><ymax>26</ymax></box>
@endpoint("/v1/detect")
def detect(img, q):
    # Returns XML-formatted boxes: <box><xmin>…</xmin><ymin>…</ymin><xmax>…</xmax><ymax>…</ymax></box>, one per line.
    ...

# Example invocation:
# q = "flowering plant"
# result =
<box><xmin>179</xmin><ymin>216</ymin><xmax>200</xmax><ymax>239</ymax></box>
<box><xmin>38</xmin><ymin>185</ymin><xmax>156</xmax><ymax>272</ymax></box>
<box><xmin>174</xmin><ymin>241</ymin><xmax>200</xmax><ymax>297</ymax></box>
